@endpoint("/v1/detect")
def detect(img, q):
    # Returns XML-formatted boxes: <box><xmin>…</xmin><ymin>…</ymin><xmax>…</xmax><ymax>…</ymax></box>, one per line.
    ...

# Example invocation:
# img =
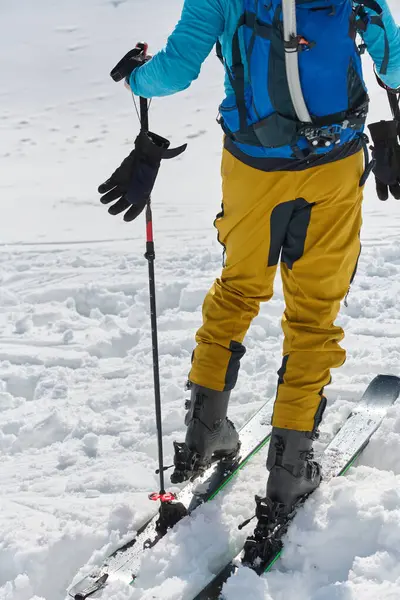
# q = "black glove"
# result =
<box><xmin>98</xmin><ymin>131</ymin><xmax>170</xmax><ymax>221</ymax></box>
<box><xmin>368</xmin><ymin>119</ymin><xmax>400</xmax><ymax>201</ymax></box>
<box><xmin>98</xmin><ymin>131</ymin><xmax>187</xmax><ymax>221</ymax></box>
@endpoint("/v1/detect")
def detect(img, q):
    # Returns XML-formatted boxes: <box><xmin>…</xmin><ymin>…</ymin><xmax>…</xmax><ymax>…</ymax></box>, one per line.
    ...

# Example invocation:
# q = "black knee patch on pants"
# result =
<box><xmin>224</xmin><ymin>340</ymin><xmax>246</xmax><ymax>391</ymax></box>
<box><xmin>313</xmin><ymin>394</ymin><xmax>327</xmax><ymax>434</ymax></box>
<box><xmin>277</xmin><ymin>355</ymin><xmax>289</xmax><ymax>386</ymax></box>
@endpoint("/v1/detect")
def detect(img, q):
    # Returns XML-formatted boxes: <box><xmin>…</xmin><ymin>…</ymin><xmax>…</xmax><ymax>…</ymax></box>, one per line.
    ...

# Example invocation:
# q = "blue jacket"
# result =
<box><xmin>130</xmin><ymin>0</ymin><xmax>400</xmax><ymax>158</ymax></box>
<box><xmin>131</xmin><ymin>0</ymin><xmax>400</xmax><ymax>96</ymax></box>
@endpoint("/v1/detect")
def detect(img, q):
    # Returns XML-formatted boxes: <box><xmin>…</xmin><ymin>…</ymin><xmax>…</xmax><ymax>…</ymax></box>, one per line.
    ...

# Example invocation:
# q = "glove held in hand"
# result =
<box><xmin>368</xmin><ymin>119</ymin><xmax>400</xmax><ymax>201</ymax></box>
<box><xmin>98</xmin><ymin>132</ymin><xmax>187</xmax><ymax>222</ymax></box>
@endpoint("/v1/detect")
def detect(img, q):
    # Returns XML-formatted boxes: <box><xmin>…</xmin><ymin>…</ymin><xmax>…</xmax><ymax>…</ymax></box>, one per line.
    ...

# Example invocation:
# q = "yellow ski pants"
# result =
<box><xmin>189</xmin><ymin>149</ymin><xmax>364</xmax><ymax>431</ymax></box>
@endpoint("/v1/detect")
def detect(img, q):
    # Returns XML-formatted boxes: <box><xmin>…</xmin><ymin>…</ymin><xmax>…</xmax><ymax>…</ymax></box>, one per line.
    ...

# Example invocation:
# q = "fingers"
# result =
<box><xmin>100</xmin><ymin>186</ymin><xmax>123</xmax><ymax>205</ymax></box>
<box><xmin>376</xmin><ymin>179</ymin><xmax>389</xmax><ymax>201</ymax></box>
<box><xmin>389</xmin><ymin>182</ymin><xmax>400</xmax><ymax>200</ymax></box>
<box><xmin>108</xmin><ymin>197</ymin><xmax>130</xmax><ymax>215</ymax></box>
<box><xmin>376</xmin><ymin>179</ymin><xmax>400</xmax><ymax>200</ymax></box>
<box><xmin>98</xmin><ymin>178</ymin><xmax>116</xmax><ymax>194</ymax></box>
<box><xmin>124</xmin><ymin>203</ymin><xmax>146</xmax><ymax>222</ymax></box>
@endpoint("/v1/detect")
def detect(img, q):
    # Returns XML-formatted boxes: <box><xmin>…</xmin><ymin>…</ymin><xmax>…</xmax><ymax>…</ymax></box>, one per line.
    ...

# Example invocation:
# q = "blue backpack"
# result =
<box><xmin>218</xmin><ymin>0</ymin><xmax>389</xmax><ymax>157</ymax></box>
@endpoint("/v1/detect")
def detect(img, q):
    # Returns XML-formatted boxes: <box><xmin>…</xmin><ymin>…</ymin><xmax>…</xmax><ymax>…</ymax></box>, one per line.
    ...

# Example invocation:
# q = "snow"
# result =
<box><xmin>1</xmin><ymin>0</ymin><xmax>400</xmax><ymax>599</ymax></box>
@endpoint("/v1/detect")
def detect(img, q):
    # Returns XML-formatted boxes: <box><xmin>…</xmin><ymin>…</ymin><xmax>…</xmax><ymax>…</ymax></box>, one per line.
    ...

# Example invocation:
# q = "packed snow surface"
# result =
<box><xmin>1</xmin><ymin>1</ymin><xmax>400</xmax><ymax>599</ymax></box>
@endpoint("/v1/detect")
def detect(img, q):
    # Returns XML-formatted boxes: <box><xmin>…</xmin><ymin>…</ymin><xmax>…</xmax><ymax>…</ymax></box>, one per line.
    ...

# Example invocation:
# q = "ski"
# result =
<box><xmin>68</xmin><ymin>396</ymin><xmax>274</xmax><ymax>599</ymax></box>
<box><xmin>192</xmin><ymin>374</ymin><xmax>400</xmax><ymax>600</ymax></box>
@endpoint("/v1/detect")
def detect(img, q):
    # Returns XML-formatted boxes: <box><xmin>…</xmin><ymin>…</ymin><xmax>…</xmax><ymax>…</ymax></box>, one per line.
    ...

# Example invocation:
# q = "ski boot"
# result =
<box><xmin>265</xmin><ymin>396</ymin><xmax>327</xmax><ymax>513</ymax></box>
<box><xmin>265</xmin><ymin>426</ymin><xmax>322</xmax><ymax>511</ymax></box>
<box><xmin>243</xmin><ymin>399</ymin><xmax>326</xmax><ymax>569</ymax></box>
<box><xmin>170</xmin><ymin>384</ymin><xmax>240</xmax><ymax>483</ymax></box>
<box><xmin>242</xmin><ymin>428</ymin><xmax>322</xmax><ymax>569</ymax></box>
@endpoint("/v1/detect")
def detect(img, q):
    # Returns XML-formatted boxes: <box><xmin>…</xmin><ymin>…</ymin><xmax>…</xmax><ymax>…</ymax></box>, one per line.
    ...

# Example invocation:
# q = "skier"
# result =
<box><xmin>99</xmin><ymin>0</ymin><xmax>400</xmax><ymax>536</ymax></box>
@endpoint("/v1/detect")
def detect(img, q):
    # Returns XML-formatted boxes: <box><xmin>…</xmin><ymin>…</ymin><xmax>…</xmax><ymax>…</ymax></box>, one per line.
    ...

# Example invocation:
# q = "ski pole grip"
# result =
<box><xmin>110</xmin><ymin>42</ymin><xmax>149</xmax><ymax>83</ymax></box>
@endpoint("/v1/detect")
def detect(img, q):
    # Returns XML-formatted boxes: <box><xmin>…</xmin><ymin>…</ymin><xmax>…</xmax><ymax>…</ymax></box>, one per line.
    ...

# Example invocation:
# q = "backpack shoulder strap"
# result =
<box><xmin>353</xmin><ymin>0</ymin><xmax>389</xmax><ymax>75</ymax></box>
<box><xmin>228</xmin><ymin>11</ymin><xmax>274</xmax><ymax>136</ymax></box>
<box><xmin>282</xmin><ymin>0</ymin><xmax>312</xmax><ymax>123</ymax></box>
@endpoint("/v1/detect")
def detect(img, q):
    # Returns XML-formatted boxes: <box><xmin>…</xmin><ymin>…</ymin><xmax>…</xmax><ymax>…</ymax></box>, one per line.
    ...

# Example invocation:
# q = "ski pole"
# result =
<box><xmin>375</xmin><ymin>74</ymin><xmax>400</xmax><ymax>136</ymax></box>
<box><xmin>138</xmin><ymin>94</ymin><xmax>167</xmax><ymax>496</ymax></box>
<box><xmin>113</xmin><ymin>42</ymin><xmax>167</xmax><ymax>496</ymax></box>
<box><xmin>109</xmin><ymin>42</ymin><xmax>188</xmax><ymax>531</ymax></box>
<box><xmin>138</xmin><ymin>94</ymin><xmax>189</xmax><ymax>531</ymax></box>
<box><xmin>387</xmin><ymin>90</ymin><xmax>400</xmax><ymax>121</ymax></box>
<box><xmin>387</xmin><ymin>89</ymin><xmax>400</xmax><ymax>139</ymax></box>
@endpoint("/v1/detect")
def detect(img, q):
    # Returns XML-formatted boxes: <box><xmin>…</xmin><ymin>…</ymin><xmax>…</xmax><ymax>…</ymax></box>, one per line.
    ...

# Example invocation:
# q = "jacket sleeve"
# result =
<box><xmin>130</xmin><ymin>0</ymin><xmax>225</xmax><ymax>98</ymax></box>
<box><xmin>361</xmin><ymin>0</ymin><xmax>400</xmax><ymax>90</ymax></box>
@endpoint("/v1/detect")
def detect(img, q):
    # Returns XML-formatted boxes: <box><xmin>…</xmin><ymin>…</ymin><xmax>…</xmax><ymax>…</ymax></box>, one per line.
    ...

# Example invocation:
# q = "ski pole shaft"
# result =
<box><xmin>387</xmin><ymin>90</ymin><xmax>400</xmax><ymax>136</ymax></box>
<box><xmin>140</xmin><ymin>96</ymin><xmax>149</xmax><ymax>132</ymax></box>
<box><xmin>146</xmin><ymin>211</ymin><xmax>165</xmax><ymax>494</ymax></box>
<box><xmin>140</xmin><ymin>96</ymin><xmax>166</xmax><ymax>495</ymax></box>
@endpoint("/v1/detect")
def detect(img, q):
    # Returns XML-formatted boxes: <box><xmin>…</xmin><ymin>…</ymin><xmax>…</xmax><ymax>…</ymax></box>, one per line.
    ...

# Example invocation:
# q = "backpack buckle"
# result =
<box><xmin>284</xmin><ymin>35</ymin><xmax>316</xmax><ymax>53</ymax></box>
<box><xmin>301</xmin><ymin>124</ymin><xmax>342</xmax><ymax>148</ymax></box>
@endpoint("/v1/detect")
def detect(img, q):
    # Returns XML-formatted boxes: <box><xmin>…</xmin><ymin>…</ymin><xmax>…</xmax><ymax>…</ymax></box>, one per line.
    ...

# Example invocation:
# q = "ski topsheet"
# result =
<box><xmin>68</xmin><ymin>397</ymin><xmax>275</xmax><ymax>599</ymax></box>
<box><xmin>193</xmin><ymin>374</ymin><xmax>400</xmax><ymax>600</ymax></box>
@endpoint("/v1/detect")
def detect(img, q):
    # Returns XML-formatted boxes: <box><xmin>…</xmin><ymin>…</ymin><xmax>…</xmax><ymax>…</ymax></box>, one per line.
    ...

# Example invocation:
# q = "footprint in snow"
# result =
<box><xmin>186</xmin><ymin>129</ymin><xmax>207</xmax><ymax>140</ymax></box>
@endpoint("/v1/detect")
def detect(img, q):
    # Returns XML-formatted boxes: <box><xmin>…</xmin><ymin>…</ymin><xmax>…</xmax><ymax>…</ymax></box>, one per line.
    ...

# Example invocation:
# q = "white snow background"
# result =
<box><xmin>1</xmin><ymin>1</ymin><xmax>400</xmax><ymax>599</ymax></box>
